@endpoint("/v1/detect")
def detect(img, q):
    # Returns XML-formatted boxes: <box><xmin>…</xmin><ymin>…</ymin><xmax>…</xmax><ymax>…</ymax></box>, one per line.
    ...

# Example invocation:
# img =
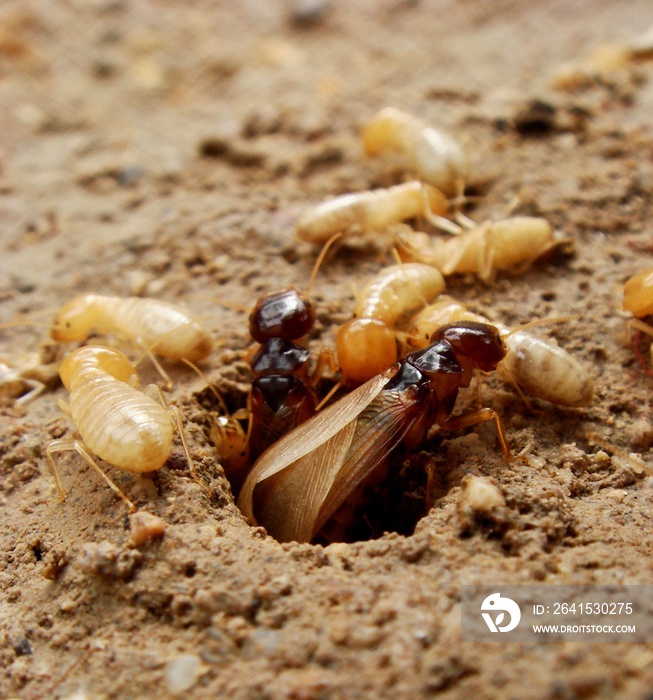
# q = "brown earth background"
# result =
<box><xmin>1</xmin><ymin>1</ymin><xmax>653</xmax><ymax>698</ymax></box>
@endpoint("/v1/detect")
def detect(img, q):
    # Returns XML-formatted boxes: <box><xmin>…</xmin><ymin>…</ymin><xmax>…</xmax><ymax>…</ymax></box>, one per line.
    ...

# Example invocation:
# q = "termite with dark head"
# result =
<box><xmin>406</xmin><ymin>296</ymin><xmax>594</xmax><ymax>408</ymax></box>
<box><xmin>239</xmin><ymin>321</ymin><xmax>513</xmax><ymax>544</ymax></box>
<box><xmin>245</xmin><ymin>235</ymin><xmax>339</xmax><ymax>462</ymax></box>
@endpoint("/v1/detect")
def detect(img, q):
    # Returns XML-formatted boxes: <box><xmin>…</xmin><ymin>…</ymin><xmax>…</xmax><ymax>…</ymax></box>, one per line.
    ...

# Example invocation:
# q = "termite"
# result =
<box><xmin>295</xmin><ymin>180</ymin><xmax>455</xmax><ymax>245</ymax></box>
<box><xmin>406</xmin><ymin>296</ymin><xmax>594</xmax><ymax>407</ymax></box>
<box><xmin>551</xmin><ymin>26</ymin><xmax>653</xmax><ymax>91</ymax></box>
<box><xmin>623</xmin><ymin>267</ymin><xmax>653</xmax><ymax>371</ymax></box>
<box><xmin>337</xmin><ymin>262</ymin><xmax>445</xmax><ymax>385</ymax></box>
<box><xmin>0</xmin><ymin>343</ymin><xmax>61</xmax><ymax>405</ymax></box>
<box><xmin>245</xmin><ymin>234</ymin><xmax>339</xmax><ymax>462</ymax></box>
<box><xmin>238</xmin><ymin>321</ymin><xmax>513</xmax><ymax>544</ymax></box>
<box><xmin>46</xmin><ymin>345</ymin><xmax>196</xmax><ymax>512</ymax></box>
<box><xmin>361</xmin><ymin>107</ymin><xmax>469</xmax><ymax>195</ymax></box>
<box><xmin>51</xmin><ymin>295</ymin><xmax>212</xmax><ymax>387</ymax></box>
<box><xmin>396</xmin><ymin>216</ymin><xmax>570</xmax><ymax>282</ymax></box>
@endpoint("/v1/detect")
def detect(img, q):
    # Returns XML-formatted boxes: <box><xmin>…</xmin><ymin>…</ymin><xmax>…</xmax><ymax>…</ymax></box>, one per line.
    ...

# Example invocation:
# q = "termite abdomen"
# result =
<box><xmin>337</xmin><ymin>318</ymin><xmax>398</xmax><ymax>385</ymax></box>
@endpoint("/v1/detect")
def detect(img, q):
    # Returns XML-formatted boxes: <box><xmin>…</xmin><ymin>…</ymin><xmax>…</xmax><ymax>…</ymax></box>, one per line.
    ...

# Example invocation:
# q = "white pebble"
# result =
<box><xmin>458</xmin><ymin>475</ymin><xmax>507</xmax><ymax>530</ymax></box>
<box><xmin>164</xmin><ymin>654</ymin><xmax>205</xmax><ymax>694</ymax></box>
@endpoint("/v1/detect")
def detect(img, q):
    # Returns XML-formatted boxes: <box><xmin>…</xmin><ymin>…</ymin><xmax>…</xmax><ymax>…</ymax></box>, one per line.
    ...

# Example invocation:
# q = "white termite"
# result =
<box><xmin>46</xmin><ymin>345</ymin><xmax>196</xmax><ymax>511</ymax></box>
<box><xmin>361</xmin><ymin>107</ymin><xmax>469</xmax><ymax>195</ymax></box>
<box><xmin>295</xmin><ymin>180</ymin><xmax>454</xmax><ymax>244</ymax></box>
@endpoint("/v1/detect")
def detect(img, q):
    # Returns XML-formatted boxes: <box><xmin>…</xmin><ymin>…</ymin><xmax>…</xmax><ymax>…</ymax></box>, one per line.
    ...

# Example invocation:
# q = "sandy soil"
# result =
<box><xmin>2</xmin><ymin>1</ymin><xmax>653</xmax><ymax>698</ymax></box>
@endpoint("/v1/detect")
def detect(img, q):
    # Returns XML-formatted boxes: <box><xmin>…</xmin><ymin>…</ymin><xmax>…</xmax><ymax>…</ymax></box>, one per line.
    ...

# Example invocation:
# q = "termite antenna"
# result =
<box><xmin>448</xmin><ymin>177</ymin><xmax>471</xmax><ymax>225</ymax></box>
<box><xmin>0</xmin><ymin>320</ymin><xmax>53</xmax><ymax>331</ymax></box>
<box><xmin>627</xmin><ymin>317</ymin><xmax>653</xmax><ymax>342</ymax></box>
<box><xmin>0</xmin><ymin>308</ymin><xmax>59</xmax><ymax>331</ymax></box>
<box><xmin>305</xmin><ymin>232</ymin><xmax>343</xmax><ymax>297</ymax></box>
<box><xmin>315</xmin><ymin>380</ymin><xmax>343</xmax><ymax>411</ymax></box>
<box><xmin>181</xmin><ymin>358</ymin><xmax>231</xmax><ymax>416</ymax></box>
<box><xmin>132</xmin><ymin>325</ymin><xmax>216</xmax><ymax>390</ymax></box>
<box><xmin>501</xmin><ymin>315</ymin><xmax>581</xmax><ymax>340</ymax></box>
<box><xmin>132</xmin><ymin>345</ymin><xmax>174</xmax><ymax>390</ymax></box>
<box><xmin>628</xmin><ymin>323</ymin><xmax>653</xmax><ymax>377</ymax></box>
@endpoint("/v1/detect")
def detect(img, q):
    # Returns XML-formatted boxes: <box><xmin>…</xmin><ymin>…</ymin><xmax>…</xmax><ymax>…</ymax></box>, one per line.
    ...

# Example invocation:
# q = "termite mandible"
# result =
<box><xmin>238</xmin><ymin>321</ymin><xmax>513</xmax><ymax>544</ymax></box>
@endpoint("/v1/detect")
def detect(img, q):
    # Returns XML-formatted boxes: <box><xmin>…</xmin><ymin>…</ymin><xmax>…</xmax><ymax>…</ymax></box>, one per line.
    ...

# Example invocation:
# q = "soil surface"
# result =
<box><xmin>2</xmin><ymin>1</ymin><xmax>653</xmax><ymax>698</ymax></box>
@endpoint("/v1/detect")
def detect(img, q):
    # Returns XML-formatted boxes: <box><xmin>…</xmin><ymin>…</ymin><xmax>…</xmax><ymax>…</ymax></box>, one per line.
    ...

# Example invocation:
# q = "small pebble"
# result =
<box><xmin>290</xmin><ymin>0</ymin><xmax>330</xmax><ymax>28</ymax></box>
<box><xmin>458</xmin><ymin>475</ymin><xmax>508</xmax><ymax>532</ymax></box>
<box><xmin>164</xmin><ymin>654</ymin><xmax>205</xmax><ymax>694</ymax></box>
<box><xmin>129</xmin><ymin>511</ymin><xmax>167</xmax><ymax>546</ymax></box>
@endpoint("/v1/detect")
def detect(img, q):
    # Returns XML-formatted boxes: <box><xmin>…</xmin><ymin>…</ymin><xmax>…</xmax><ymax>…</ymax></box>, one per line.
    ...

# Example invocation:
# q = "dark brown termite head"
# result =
<box><xmin>430</xmin><ymin>322</ymin><xmax>506</xmax><ymax>373</ymax></box>
<box><xmin>249</xmin><ymin>289</ymin><xmax>316</xmax><ymax>343</ymax></box>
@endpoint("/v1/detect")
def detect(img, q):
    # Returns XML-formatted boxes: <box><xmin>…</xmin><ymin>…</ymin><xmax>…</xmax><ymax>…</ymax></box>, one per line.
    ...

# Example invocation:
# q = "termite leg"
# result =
<box><xmin>46</xmin><ymin>439</ymin><xmax>137</xmax><ymax>512</ymax></box>
<box><xmin>135</xmin><ymin>341</ymin><xmax>173</xmax><ymax>390</ymax></box>
<box><xmin>627</xmin><ymin>318</ymin><xmax>653</xmax><ymax>342</ymax></box>
<box><xmin>15</xmin><ymin>379</ymin><xmax>46</xmax><ymax>405</ymax></box>
<box><xmin>144</xmin><ymin>384</ymin><xmax>199</xmax><ymax>484</ymax></box>
<box><xmin>45</xmin><ymin>439</ymin><xmax>68</xmax><ymax>501</ymax></box>
<box><xmin>448</xmin><ymin>178</ymin><xmax>468</xmax><ymax>219</ymax></box>
<box><xmin>627</xmin><ymin>319</ymin><xmax>653</xmax><ymax>376</ymax></box>
<box><xmin>454</xmin><ymin>210</ymin><xmax>477</xmax><ymax>230</ymax></box>
<box><xmin>497</xmin><ymin>365</ymin><xmax>536</xmax><ymax>411</ymax></box>
<box><xmin>56</xmin><ymin>397</ymin><xmax>72</xmax><ymax>418</ymax></box>
<box><xmin>585</xmin><ymin>431</ymin><xmax>653</xmax><ymax>477</ymax></box>
<box><xmin>309</xmin><ymin>347</ymin><xmax>338</xmax><ymax>388</ymax></box>
<box><xmin>418</xmin><ymin>188</ymin><xmax>461</xmax><ymax>235</ymax></box>
<box><xmin>440</xmin><ymin>407</ymin><xmax>513</xmax><ymax>461</ymax></box>
<box><xmin>479</xmin><ymin>239</ymin><xmax>496</xmax><ymax>283</ymax></box>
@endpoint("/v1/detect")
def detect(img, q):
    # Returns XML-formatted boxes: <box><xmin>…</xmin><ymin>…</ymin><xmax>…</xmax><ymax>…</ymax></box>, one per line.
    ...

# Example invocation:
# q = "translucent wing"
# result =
<box><xmin>238</xmin><ymin>368</ymin><xmax>397</xmax><ymax>539</ymax></box>
<box><xmin>239</xmin><ymin>365</ymin><xmax>431</xmax><ymax>543</ymax></box>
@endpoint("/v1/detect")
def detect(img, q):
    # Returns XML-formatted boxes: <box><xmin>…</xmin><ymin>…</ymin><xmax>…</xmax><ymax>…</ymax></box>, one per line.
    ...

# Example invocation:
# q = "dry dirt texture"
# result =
<box><xmin>2</xmin><ymin>1</ymin><xmax>653</xmax><ymax>699</ymax></box>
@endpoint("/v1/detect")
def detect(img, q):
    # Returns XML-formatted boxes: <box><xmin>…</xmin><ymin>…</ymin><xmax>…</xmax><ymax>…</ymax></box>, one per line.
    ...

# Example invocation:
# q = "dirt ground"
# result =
<box><xmin>2</xmin><ymin>1</ymin><xmax>653</xmax><ymax>698</ymax></box>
